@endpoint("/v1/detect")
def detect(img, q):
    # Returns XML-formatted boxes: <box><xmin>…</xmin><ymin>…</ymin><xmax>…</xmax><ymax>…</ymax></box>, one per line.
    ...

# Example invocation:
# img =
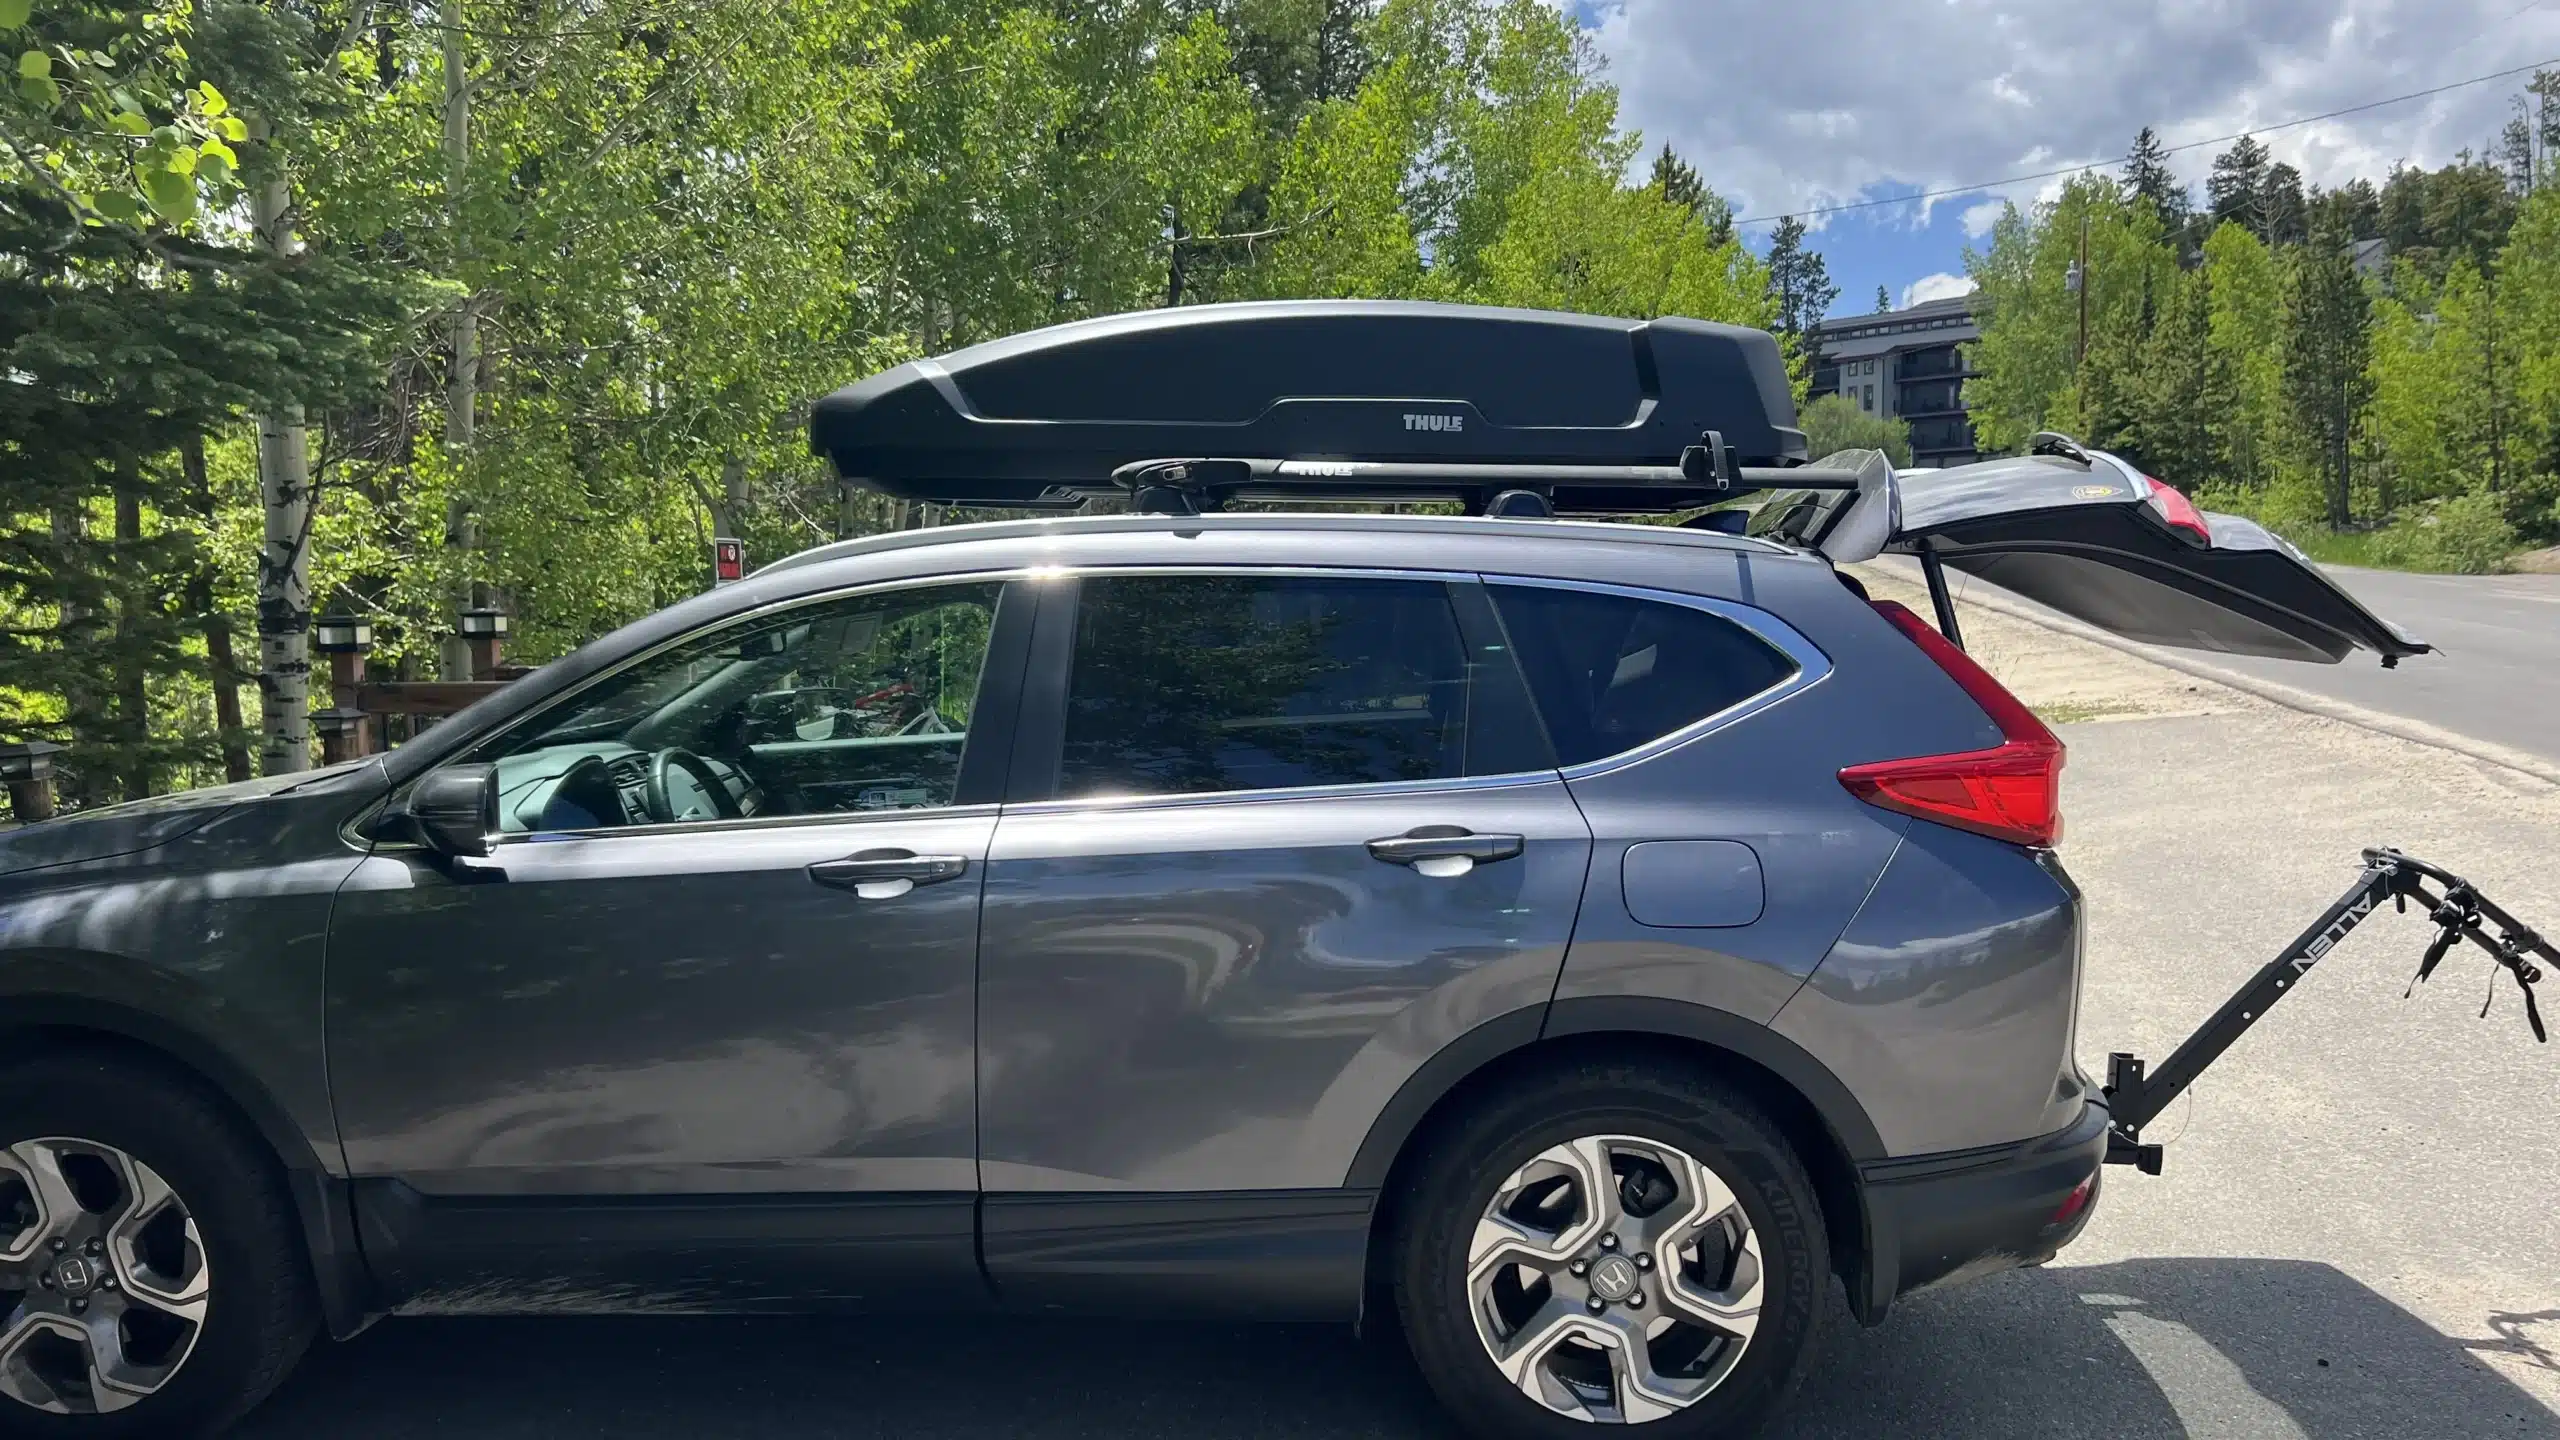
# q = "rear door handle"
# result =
<box><xmin>1366</xmin><ymin>826</ymin><xmax>1524</xmax><ymax>878</ymax></box>
<box><xmin>808</xmin><ymin>848</ymin><xmax>970</xmax><ymax>900</ymax></box>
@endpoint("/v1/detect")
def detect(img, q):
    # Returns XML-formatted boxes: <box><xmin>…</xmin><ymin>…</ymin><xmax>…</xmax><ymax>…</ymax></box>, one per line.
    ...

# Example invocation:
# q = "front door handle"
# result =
<box><xmin>1366</xmin><ymin>826</ymin><xmax>1525</xmax><ymax>878</ymax></box>
<box><xmin>808</xmin><ymin>849</ymin><xmax>970</xmax><ymax>900</ymax></box>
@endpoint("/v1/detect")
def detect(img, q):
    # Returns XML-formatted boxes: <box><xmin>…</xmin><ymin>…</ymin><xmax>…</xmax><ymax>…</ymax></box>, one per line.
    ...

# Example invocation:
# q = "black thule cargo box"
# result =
<box><xmin>808</xmin><ymin>300</ymin><xmax>2425</xmax><ymax>666</ymax></box>
<box><xmin>808</xmin><ymin>300</ymin><xmax>1806</xmax><ymax>513</ymax></box>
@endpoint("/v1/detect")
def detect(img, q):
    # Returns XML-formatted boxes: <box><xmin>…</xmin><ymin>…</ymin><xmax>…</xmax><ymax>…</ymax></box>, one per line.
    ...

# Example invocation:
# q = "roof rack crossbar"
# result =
<box><xmin>1110</xmin><ymin>455</ymin><xmax>1863</xmax><ymax>517</ymax></box>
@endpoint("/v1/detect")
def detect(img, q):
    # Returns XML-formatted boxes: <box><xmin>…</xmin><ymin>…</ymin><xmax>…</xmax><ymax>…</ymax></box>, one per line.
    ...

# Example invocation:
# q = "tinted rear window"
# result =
<box><xmin>1490</xmin><ymin>585</ymin><xmax>1798</xmax><ymax>767</ymax></box>
<box><xmin>1059</xmin><ymin>575</ymin><xmax>1477</xmax><ymax>797</ymax></box>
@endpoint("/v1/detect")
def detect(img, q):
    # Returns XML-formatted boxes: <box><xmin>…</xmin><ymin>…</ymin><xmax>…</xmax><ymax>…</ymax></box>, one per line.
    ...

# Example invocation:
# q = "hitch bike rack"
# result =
<box><xmin>2102</xmin><ymin>847</ymin><xmax>2552</xmax><ymax>1175</ymax></box>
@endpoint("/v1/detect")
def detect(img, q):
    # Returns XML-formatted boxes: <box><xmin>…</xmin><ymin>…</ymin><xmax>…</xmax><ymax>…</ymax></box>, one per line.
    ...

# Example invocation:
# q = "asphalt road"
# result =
<box><xmin>2198</xmin><ymin>565</ymin><xmax>2560</xmax><ymax>765</ymax></box>
<box><xmin>235</xmin><ymin>699</ymin><xmax>2560</xmax><ymax>1438</ymax></box>
<box><xmin>1912</xmin><ymin>557</ymin><xmax>2560</xmax><ymax>765</ymax></box>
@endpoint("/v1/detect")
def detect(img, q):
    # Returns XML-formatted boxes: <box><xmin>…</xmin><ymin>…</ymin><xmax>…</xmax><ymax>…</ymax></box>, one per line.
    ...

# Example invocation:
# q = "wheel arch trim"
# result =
<box><xmin>1346</xmin><ymin>997</ymin><xmax>1886</xmax><ymax>1191</ymax></box>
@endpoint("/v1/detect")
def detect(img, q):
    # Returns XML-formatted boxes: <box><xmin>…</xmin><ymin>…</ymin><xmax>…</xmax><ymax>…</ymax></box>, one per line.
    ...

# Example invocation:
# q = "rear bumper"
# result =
<box><xmin>1852</xmin><ymin>1098</ymin><xmax>2109</xmax><ymax>1324</ymax></box>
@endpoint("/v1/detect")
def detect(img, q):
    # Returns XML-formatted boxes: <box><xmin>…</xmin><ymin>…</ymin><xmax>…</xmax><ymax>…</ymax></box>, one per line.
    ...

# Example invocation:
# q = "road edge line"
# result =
<box><xmin>1942</xmin><ymin>582</ymin><xmax>2560</xmax><ymax>789</ymax></box>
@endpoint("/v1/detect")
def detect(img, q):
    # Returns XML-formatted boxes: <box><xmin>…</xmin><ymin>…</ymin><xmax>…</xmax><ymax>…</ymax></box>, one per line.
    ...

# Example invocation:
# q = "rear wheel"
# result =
<box><xmin>1392</xmin><ymin>1060</ymin><xmax>1827</xmax><ymax>1438</ymax></box>
<box><xmin>0</xmin><ymin>1055</ymin><xmax>315</xmax><ymax>1438</ymax></box>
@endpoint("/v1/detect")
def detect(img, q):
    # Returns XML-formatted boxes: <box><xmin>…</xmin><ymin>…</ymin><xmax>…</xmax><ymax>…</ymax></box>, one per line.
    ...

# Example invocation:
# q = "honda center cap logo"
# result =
<box><xmin>1403</xmin><ymin>412</ymin><xmax>1464</xmax><ymax>433</ymax></box>
<box><xmin>1587</xmin><ymin>1254</ymin><xmax>1640</xmax><ymax>1301</ymax></box>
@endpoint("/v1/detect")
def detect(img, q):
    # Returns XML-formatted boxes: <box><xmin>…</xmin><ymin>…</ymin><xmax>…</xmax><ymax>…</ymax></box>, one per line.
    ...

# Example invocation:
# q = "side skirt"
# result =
<box><xmin>350</xmin><ymin>1181</ymin><xmax>987</xmax><ymax>1314</ymax></box>
<box><xmin>981</xmin><ymin>1189</ymin><xmax>1376</xmax><ymax>1322</ymax></box>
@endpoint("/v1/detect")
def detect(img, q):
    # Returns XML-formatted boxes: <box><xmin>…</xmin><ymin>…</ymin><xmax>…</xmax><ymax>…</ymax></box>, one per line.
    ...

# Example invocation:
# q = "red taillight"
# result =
<box><xmin>2143</xmin><ymin>477</ymin><xmax>2211</xmax><ymax>546</ymax></box>
<box><xmin>1839</xmin><ymin>602</ymin><xmax>2065</xmax><ymax>848</ymax></box>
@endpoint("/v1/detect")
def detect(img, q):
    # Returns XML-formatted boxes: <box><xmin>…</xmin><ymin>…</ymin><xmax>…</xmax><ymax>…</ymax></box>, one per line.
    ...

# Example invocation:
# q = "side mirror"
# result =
<box><xmin>398</xmin><ymin>763</ymin><xmax>498</xmax><ymax>859</ymax></box>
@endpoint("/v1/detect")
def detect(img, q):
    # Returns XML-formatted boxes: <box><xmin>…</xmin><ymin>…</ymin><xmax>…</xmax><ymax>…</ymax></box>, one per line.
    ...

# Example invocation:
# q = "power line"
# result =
<box><xmin>1734</xmin><ymin>52</ymin><xmax>2560</xmax><ymax>227</ymax></box>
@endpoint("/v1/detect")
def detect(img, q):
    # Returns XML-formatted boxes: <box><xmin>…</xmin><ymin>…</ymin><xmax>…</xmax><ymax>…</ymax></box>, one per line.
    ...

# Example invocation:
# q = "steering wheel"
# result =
<box><xmin>644</xmin><ymin>748</ymin><xmax>743</xmax><ymax>824</ymax></box>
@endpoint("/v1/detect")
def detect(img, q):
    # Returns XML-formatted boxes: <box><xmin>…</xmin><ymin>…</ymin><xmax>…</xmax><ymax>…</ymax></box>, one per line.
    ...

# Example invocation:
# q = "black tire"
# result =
<box><xmin>0</xmin><ymin>1052</ymin><xmax>317</xmax><ymax>1439</ymax></box>
<box><xmin>1391</xmin><ymin>1059</ymin><xmax>1828</xmax><ymax>1439</ymax></box>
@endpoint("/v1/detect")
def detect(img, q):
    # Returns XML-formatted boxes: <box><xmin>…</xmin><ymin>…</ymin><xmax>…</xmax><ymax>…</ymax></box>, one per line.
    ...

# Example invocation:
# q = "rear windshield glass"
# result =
<box><xmin>1490</xmin><ymin>585</ymin><xmax>1798</xmax><ymax>767</ymax></box>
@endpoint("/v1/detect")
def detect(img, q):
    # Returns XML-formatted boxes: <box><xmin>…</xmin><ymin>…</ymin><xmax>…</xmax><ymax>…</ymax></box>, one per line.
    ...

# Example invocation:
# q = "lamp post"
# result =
<box><xmin>0</xmin><ymin>740</ymin><xmax>64</xmax><ymax>824</ymax></box>
<box><xmin>458</xmin><ymin>607</ymin><xmax>509</xmax><ymax>682</ymax></box>
<box><xmin>311</xmin><ymin>614</ymin><xmax>378</xmax><ymax>761</ymax></box>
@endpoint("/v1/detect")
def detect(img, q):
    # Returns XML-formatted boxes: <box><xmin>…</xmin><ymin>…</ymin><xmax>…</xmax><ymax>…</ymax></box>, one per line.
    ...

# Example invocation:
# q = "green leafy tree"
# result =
<box><xmin>2503</xmin><ymin>186</ymin><xmax>2560</xmax><ymax>537</ymax></box>
<box><xmin>0</xmin><ymin>0</ymin><xmax>247</xmax><ymax>230</ymax></box>
<box><xmin>2197</xmin><ymin>221</ymin><xmax>2287</xmax><ymax>493</ymax></box>
<box><xmin>1800</xmin><ymin>393</ymin><xmax>1910</xmax><ymax>467</ymax></box>
<box><xmin>1963</xmin><ymin>173</ymin><xmax>2177</xmax><ymax>452</ymax></box>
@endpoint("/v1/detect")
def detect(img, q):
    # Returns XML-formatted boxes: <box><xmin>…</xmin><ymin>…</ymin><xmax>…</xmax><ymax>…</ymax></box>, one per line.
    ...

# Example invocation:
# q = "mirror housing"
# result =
<box><xmin>396</xmin><ymin>763</ymin><xmax>498</xmax><ymax>858</ymax></box>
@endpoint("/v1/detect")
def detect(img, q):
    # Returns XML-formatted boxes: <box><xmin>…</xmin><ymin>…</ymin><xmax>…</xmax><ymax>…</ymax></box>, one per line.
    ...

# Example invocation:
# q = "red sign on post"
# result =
<box><xmin>713</xmin><ymin>537</ymin><xmax>745</xmax><ymax>587</ymax></box>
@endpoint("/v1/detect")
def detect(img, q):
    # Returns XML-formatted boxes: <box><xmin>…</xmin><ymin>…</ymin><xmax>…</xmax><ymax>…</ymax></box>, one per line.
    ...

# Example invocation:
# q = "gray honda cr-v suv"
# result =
<box><xmin>0</xmin><ymin>302</ymin><xmax>2423</xmax><ymax>1438</ymax></box>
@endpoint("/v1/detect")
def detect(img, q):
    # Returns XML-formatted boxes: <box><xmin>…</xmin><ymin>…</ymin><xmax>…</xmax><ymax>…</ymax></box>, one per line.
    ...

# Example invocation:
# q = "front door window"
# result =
<box><xmin>475</xmin><ymin>582</ymin><xmax>1001</xmax><ymax>832</ymax></box>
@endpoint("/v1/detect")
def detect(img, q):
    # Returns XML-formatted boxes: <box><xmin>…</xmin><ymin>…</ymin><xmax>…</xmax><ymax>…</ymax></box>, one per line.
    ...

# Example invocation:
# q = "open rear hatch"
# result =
<box><xmin>1791</xmin><ymin>436</ymin><xmax>2428</xmax><ymax>666</ymax></box>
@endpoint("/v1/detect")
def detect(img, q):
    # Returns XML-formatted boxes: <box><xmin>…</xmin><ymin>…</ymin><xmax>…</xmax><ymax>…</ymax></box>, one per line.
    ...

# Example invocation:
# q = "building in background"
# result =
<box><xmin>1808</xmin><ymin>293</ymin><xmax>1982</xmax><ymax>467</ymax></box>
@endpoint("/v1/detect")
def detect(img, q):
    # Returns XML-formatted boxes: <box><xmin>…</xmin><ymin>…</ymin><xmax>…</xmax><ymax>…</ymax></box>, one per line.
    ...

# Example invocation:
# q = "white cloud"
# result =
<box><xmin>1960</xmin><ymin>200</ymin><xmax>2007</xmax><ymax>239</ymax></box>
<box><xmin>1584</xmin><ymin>0</ymin><xmax>2560</xmax><ymax>224</ymax></box>
<box><xmin>1902</xmin><ymin>273</ymin><xmax>1979</xmax><ymax>309</ymax></box>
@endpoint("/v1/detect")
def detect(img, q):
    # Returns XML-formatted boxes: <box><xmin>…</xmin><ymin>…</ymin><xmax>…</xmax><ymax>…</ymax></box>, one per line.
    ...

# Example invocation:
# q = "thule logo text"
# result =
<box><xmin>1403</xmin><ymin>413</ymin><xmax>1464</xmax><ymax>433</ymax></box>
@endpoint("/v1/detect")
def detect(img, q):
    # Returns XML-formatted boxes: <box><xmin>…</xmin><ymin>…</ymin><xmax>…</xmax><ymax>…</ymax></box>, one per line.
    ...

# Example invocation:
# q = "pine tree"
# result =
<box><xmin>2535</xmin><ymin>70</ymin><xmax>2560</xmax><ymax>190</ymax></box>
<box><xmin>1647</xmin><ymin>143</ymin><xmax>1733</xmax><ymax>245</ymax></box>
<box><xmin>2134</xmin><ymin>267</ymin><xmax>2218</xmax><ymax>482</ymax></box>
<box><xmin>2283</xmin><ymin>214</ymin><xmax>2375</xmax><ymax>526</ymax></box>
<box><xmin>2310</xmin><ymin>178</ymin><xmax>2381</xmax><ymax>242</ymax></box>
<box><xmin>2504</xmin><ymin>97</ymin><xmax>2537</xmax><ymax>195</ymax></box>
<box><xmin>1651</xmin><ymin>143</ymin><xmax>1704</xmax><ymax>214</ymax></box>
<box><xmin>2208</xmin><ymin>135</ymin><xmax>2272</xmax><ymax>237</ymax></box>
<box><xmin>2261</xmin><ymin>162</ymin><xmax>2307</xmax><ymax>246</ymax></box>
<box><xmin>2124</xmin><ymin>126</ymin><xmax>2188</xmax><ymax>233</ymax></box>
<box><xmin>1875</xmin><ymin>285</ymin><xmax>1892</xmax><ymax>313</ymax></box>
<box><xmin>1764</xmin><ymin>215</ymin><xmax>1839</xmax><ymax>383</ymax></box>
<box><xmin>0</xmin><ymin>188</ymin><xmax>402</xmax><ymax>800</ymax></box>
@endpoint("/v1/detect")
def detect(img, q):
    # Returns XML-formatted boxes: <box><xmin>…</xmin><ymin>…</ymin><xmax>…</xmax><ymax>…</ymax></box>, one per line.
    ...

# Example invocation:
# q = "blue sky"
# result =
<box><xmin>1566</xmin><ymin>0</ymin><xmax>2560</xmax><ymax>321</ymax></box>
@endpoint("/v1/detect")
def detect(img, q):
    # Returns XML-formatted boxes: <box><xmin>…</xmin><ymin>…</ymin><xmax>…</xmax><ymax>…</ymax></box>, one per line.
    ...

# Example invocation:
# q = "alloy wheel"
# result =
<box><xmin>1468</xmin><ymin>1133</ymin><xmax>1763</xmax><ymax>1424</ymax></box>
<box><xmin>0</xmin><ymin>1138</ymin><xmax>211</xmax><ymax>1415</ymax></box>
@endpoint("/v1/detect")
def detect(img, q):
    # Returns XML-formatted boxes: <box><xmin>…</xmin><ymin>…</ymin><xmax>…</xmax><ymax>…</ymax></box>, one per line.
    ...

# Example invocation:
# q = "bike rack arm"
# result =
<box><xmin>2101</xmin><ymin>847</ymin><xmax>2551</xmax><ymax>1175</ymax></box>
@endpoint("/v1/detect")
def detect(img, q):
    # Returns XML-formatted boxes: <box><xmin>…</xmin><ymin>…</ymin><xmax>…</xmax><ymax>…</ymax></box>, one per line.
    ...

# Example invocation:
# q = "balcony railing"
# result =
<box><xmin>1908</xmin><ymin>417</ymin><xmax>1977</xmax><ymax>452</ymax></box>
<box><xmin>1896</xmin><ymin>380</ymin><xmax>1964</xmax><ymax>416</ymax></box>
<box><xmin>1894</xmin><ymin>347</ymin><xmax>1972</xmax><ymax>380</ymax></box>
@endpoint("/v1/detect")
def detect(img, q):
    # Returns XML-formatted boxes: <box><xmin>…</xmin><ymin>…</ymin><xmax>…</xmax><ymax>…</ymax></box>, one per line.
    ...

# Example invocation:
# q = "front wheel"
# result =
<box><xmin>1391</xmin><ymin>1059</ymin><xmax>1828</xmax><ymax>1438</ymax></box>
<box><xmin>0</xmin><ymin>1054</ymin><xmax>316</xmax><ymax>1438</ymax></box>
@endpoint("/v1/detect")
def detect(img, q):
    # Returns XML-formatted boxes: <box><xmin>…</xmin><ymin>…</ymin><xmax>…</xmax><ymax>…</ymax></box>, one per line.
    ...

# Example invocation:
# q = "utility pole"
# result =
<box><xmin>2067</xmin><ymin>213</ymin><xmax>2091</xmax><ymax>370</ymax></box>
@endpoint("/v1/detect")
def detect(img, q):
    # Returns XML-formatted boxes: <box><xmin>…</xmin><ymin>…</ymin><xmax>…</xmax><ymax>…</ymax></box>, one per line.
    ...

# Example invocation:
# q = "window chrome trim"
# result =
<box><xmin>1002</xmin><ymin>768</ymin><xmax>1562</xmax><ymax>819</ymax></box>
<box><xmin>1478</xmin><ymin>573</ymin><xmax>1833</xmax><ymax>781</ymax></box>
<box><xmin>386</xmin><ymin>567</ymin><xmax>1037</xmax><ymax>848</ymax></box>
